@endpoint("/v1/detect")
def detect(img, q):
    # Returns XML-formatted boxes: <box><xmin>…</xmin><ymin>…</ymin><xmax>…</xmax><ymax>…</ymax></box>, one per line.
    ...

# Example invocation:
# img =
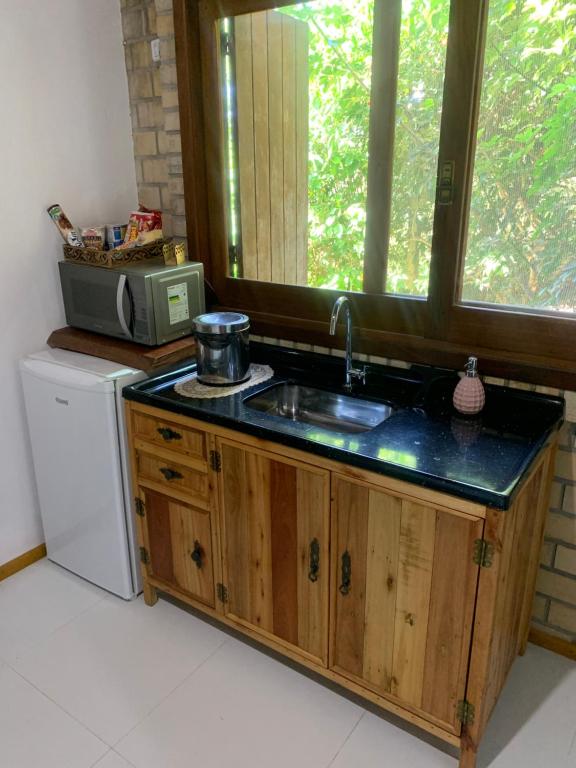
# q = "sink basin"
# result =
<box><xmin>244</xmin><ymin>383</ymin><xmax>393</xmax><ymax>434</ymax></box>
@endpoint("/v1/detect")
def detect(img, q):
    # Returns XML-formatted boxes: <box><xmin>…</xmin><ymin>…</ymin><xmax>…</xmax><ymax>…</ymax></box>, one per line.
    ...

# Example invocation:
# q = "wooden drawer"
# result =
<box><xmin>132</xmin><ymin>410</ymin><xmax>206</xmax><ymax>461</ymax></box>
<box><xmin>136</xmin><ymin>450</ymin><xmax>210</xmax><ymax>507</ymax></box>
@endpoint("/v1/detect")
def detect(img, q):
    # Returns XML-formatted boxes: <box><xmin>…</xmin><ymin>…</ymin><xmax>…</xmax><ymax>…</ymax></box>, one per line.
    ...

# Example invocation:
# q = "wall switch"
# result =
<box><xmin>151</xmin><ymin>38</ymin><xmax>160</xmax><ymax>63</ymax></box>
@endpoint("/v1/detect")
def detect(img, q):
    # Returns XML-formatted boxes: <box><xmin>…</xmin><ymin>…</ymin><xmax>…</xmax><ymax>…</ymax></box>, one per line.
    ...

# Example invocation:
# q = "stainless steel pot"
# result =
<box><xmin>192</xmin><ymin>312</ymin><xmax>250</xmax><ymax>386</ymax></box>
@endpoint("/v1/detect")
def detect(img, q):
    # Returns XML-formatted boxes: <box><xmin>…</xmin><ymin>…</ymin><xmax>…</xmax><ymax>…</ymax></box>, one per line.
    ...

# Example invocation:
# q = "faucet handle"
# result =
<box><xmin>351</xmin><ymin>366</ymin><xmax>367</xmax><ymax>386</ymax></box>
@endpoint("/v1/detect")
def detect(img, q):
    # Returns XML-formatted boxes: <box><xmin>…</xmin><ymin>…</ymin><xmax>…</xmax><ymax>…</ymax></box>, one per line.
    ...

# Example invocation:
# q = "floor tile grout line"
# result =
<box><xmin>111</xmin><ymin>635</ymin><xmax>231</xmax><ymax>750</ymax></box>
<box><xmin>89</xmin><ymin>747</ymin><xmax>138</xmax><ymax>768</ymax></box>
<box><xmin>2</xmin><ymin>562</ymin><xmax>108</xmax><ymax>671</ymax></box>
<box><xmin>9</xmin><ymin>665</ymin><xmax>110</xmax><ymax>751</ymax></box>
<box><xmin>325</xmin><ymin>711</ymin><xmax>366</xmax><ymax>768</ymax></box>
<box><xmin>4</xmin><ymin>591</ymin><xmax>107</xmax><ymax>672</ymax></box>
<box><xmin>569</xmin><ymin>724</ymin><xmax>576</xmax><ymax>756</ymax></box>
<box><xmin>111</xmin><ymin>746</ymin><xmax>138</xmax><ymax>768</ymax></box>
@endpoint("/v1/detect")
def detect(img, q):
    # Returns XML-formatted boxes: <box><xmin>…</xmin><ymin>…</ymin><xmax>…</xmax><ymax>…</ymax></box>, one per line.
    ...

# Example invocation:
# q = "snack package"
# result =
<box><xmin>47</xmin><ymin>204</ymin><xmax>84</xmax><ymax>247</ymax></box>
<box><xmin>122</xmin><ymin>204</ymin><xmax>163</xmax><ymax>246</ymax></box>
<box><xmin>80</xmin><ymin>226</ymin><xmax>106</xmax><ymax>250</ymax></box>
<box><xmin>137</xmin><ymin>229</ymin><xmax>164</xmax><ymax>246</ymax></box>
<box><xmin>106</xmin><ymin>224</ymin><xmax>127</xmax><ymax>249</ymax></box>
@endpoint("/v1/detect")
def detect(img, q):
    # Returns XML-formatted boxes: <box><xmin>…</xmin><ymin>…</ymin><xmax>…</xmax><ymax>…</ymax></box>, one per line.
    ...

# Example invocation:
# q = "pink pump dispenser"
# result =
<box><xmin>453</xmin><ymin>356</ymin><xmax>485</xmax><ymax>415</ymax></box>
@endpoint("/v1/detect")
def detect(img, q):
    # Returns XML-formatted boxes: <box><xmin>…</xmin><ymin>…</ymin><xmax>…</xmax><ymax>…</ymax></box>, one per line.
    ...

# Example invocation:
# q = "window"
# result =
<box><xmin>462</xmin><ymin>0</ymin><xmax>576</xmax><ymax>315</ymax></box>
<box><xmin>220</xmin><ymin>0</ymin><xmax>449</xmax><ymax>297</ymax></box>
<box><xmin>175</xmin><ymin>0</ymin><xmax>576</xmax><ymax>376</ymax></box>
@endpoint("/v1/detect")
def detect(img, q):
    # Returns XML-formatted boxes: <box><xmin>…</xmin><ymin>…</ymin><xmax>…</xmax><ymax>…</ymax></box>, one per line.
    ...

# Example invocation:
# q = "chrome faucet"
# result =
<box><xmin>329</xmin><ymin>296</ymin><xmax>366</xmax><ymax>391</ymax></box>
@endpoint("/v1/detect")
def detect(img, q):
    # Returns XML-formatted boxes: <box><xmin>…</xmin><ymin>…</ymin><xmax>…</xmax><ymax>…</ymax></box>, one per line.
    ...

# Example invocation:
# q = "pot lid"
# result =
<box><xmin>192</xmin><ymin>311</ymin><xmax>250</xmax><ymax>334</ymax></box>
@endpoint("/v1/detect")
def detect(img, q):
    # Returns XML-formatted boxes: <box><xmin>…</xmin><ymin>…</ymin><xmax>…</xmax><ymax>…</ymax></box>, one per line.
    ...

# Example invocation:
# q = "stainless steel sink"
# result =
<box><xmin>244</xmin><ymin>383</ymin><xmax>393</xmax><ymax>434</ymax></box>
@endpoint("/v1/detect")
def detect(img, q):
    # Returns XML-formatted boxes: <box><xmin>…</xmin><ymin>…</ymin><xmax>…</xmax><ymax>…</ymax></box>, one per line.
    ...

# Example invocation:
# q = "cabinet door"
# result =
<box><xmin>141</xmin><ymin>488</ymin><xmax>215</xmax><ymax>607</ymax></box>
<box><xmin>218</xmin><ymin>439</ymin><xmax>330</xmax><ymax>665</ymax></box>
<box><xmin>331</xmin><ymin>475</ymin><xmax>483</xmax><ymax>733</ymax></box>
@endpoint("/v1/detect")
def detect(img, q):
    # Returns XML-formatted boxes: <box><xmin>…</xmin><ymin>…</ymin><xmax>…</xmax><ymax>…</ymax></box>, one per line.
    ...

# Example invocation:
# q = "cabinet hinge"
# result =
<box><xmin>456</xmin><ymin>700</ymin><xmax>475</xmax><ymax>725</ymax></box>
<box><xmin>210</xmin><ymin>450</ymin><xmax>222</xmax><ymax>473</ymax></box>
<box><xmin>473</xmin><ymin>539</ymin><xmax>495</xmax><ymax>568</ymax></box>
<box><xmin>139</xmin><ymin>546</ymin><xmax>150</xmax><ymax>565</ymax></box>
<box><xmin>216</xmin><ymin>582</ymin><xmax>228</xmax><ymax>603</ymax></box>
<box><xmin>134</xmin><ymin>498</ymin><xmax>145</xmax><ymax>517</ymax></box>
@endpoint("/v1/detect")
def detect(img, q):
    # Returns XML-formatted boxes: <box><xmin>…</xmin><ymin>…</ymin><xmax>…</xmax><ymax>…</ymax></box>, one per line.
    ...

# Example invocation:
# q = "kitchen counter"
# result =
<box><xmin>123</xmin><ymin>342</ymin><xmax>564</xmax><ymax>508</ymax></box>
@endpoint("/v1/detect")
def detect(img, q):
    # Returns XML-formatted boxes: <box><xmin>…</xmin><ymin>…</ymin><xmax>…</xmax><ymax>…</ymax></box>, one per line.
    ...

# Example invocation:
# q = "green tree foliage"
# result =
<box><xmin>464</xmin><ymin>0</ymin><xmax>576</xmax><ymax>311</ymax></box>
<box><xmin>279</xmin><ymin>0</ymin><xmax>576</xmax><ymax>310</ymax></box>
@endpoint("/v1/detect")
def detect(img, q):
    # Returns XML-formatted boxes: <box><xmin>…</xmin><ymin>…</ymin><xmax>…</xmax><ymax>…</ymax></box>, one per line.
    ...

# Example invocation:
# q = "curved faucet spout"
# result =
<box><xmin>329</xmin><ymin>296</ymin><xmax>366</xmax><ymax>391</ymax></box>
<box><xmin>329</xmin><ymin>296</ymin><xmax>349</xmax><ymax>336</ymax></box>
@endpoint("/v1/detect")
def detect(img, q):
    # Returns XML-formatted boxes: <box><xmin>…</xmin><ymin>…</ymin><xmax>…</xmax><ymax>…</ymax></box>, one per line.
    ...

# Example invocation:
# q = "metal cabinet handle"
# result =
<box><xmin>159</xmin><ymin>467</ymin><xmax>183</xmax><ymax>481</ymax></box>
<box><xmin>308</xmin><ymin>538</ymin><xmax>320</xmax><ymax>582</ymax></box>
<box><xmin>339</xmin><ymin>550</ymin><xmax>351</xmax><ymax>595</ymax></box>
<box><xmin>190</xmin><ymin>540</ymin><xmax>203</xmax><ymax>569</ymax></box>
<box><xmin>157</xmin><ymin>426</ymin><xmax>182</xmax><ymax>442</ymax></box>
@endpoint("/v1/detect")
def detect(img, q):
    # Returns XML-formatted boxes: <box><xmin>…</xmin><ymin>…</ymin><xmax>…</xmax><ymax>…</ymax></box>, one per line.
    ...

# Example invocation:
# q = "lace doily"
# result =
<box><xmin>174</xmin><ymin>363</ymin><xmax>274</xmax><ymax>399</ymax></box>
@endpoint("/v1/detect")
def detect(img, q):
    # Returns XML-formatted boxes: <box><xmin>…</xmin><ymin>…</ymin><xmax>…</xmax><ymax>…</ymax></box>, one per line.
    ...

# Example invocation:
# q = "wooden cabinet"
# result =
<box><xmin>330</xmin><ymin>475</ymin><xmax>482</xmax><ymax>733</ymax></box>
<box><xmin>125</xmin><ymin>401</ymin><xmax>557</xmax><ymax>768</ymax></box>
<box><xmin>217</xmin><ymin>439</ymin><xmax>329</xmax><ymax>664</ymax></box>
<box><xmin>140</xmin><ymin>489</ymin><xmax>215</xmax><ymax>607</ymax></box>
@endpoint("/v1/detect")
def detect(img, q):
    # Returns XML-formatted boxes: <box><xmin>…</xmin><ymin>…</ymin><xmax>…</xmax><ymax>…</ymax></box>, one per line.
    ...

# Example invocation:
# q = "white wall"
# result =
<box><xmin>0</xmin><ymin>0</ymin><xmax>138</xmax><ymax>564</ymax></box>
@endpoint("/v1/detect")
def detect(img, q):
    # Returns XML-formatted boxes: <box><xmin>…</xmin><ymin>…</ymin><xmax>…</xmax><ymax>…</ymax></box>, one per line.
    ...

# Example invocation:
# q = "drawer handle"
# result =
<box><xmin>308</xmin><ymin>538</ymin><xmax>320</xmax><ymax>582</ymax></box>
<box><xmin>157</xmin><ymin>426</ymin><xmax>182</xmax><ymax>442</ymax></box>
<box><xmin>339</xmin><ymin>550</ymin><xmax>351</xmax><ymax>596</ymax></box>
<box><xmin>190</xmin><ymin>540</ymin><xmax>203</xmax><ymax>569</ymax></box>
<box><xmin>159</xmin><ymin>467</ymin><xmax>183</xmax><ymax>481</ymax></box>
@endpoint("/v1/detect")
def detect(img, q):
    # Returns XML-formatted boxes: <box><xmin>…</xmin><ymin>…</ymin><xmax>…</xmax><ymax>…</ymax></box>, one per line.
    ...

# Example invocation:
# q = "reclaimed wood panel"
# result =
<box><xmin>143</xmin><ymin>489</ymin><xmax>214</xmax><ymax>606</ymax></box>
<box><xmin>252</xmin><ymin>11</ymin><xmax>272</xmax><ymax>282</ymax></box>
<box><xmin>267</xmin><ymin>10</ymin><xmax>285</xmax><ymax>284</ymax></box>
<box><xmin>220</xmin><ymin>441</ymin><xmax>250</xmax><ymax>621</ymax></box>
<box><xmin>332</xmin><ymin>480</ymin><xmax>370</xmax><ymax>678</ymax></box>
<box><xmin>234</xmin><ymin>10</ymin><xmax>308</xmax><ymax>284</ymax></box>
<box><xmin>282</xmin><ymin>13</ymin><xmax>297</xmax><ymax>285</ymax></box>
<box><xmin>270</xmin><ymin>462</ymin><xmax>299</xmax><ymax>645</ymax></box>
<box><xmin>132</xmin><ymin>411</ymin><xmax>206</xmax><ymax>460</ymax></box>
<box><xmin>296</xmin><ymin>469</ymin><xmax>328</xmax><ymax>661</ymax></box>
<box><xmin>421</xmin><ymin>511</ymin><xmax>483</xmax><ymax>726</ymax></box>
<box><xmin>47</xmin><ymin>327</ymin><xmax>196</xmax><ymax>373</ymax></box>
<box><xmin>331</xmin><ymin>475</ymin><xmax>482</xmax><ymax>732</ymax></box>
<box><xmin>463</xmin><ymin>442</ymin><xmax>557</xmax><ymax>766</ymax></box>
<box><xmin>142</xmin><ymin>490</ymin><xmax>175</xmax><ymax>585</ymax></box>
<box><xmin>295</xmin><ymin>21</ymin><xmax>309</xmax><ymax>286</ymax></box>
<box><xmin>219</xmin><ymin>439</ymin><xmax>329</xmax><ymax>662</ymax></box>
<box><xmin>390</xmin><ymin>501</ymin><xmax>436</xmax><ymax>707</ymax></box>
<box><xmin>362</xmin><ymin>490</ymin><xmax>401</xmax><ymax>691</ymax></box>
<box><xmin>170</xmin><ymin>501</ymin><xmax>215</xmax><ymax>606</ymax></box>
<box><xmin>247</xmin><ymin>450</ymin><xmax>274</xmax><ymax>631</ymax></box>
<box><xmin>235</xmin><ymin>13</ymin><xmax>258</xmax><ymax>280</ymax></box>
<box><xmin>137</xmin><ymin>451</ymin><xmax>209</xmax><ymax>503</ymax></box>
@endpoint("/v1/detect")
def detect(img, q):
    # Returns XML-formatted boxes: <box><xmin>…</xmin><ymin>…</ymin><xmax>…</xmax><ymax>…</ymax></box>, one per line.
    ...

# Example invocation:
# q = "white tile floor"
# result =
<box><xmin>1</xmin><ymin>560</ymin><xmax>575</xmax><ymax>768</ymax></box>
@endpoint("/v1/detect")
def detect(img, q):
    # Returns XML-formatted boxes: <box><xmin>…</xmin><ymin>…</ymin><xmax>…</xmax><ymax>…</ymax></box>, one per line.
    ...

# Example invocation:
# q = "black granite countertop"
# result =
<box><xmin>123</xmin><ymin>342</ymin><xmax>564</xmax><ymax>509</ymax></box>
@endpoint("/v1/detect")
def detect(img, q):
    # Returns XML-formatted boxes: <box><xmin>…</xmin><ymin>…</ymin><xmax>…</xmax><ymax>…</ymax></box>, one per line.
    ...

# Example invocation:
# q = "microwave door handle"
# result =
<box><xmin>116</xmin><ymin>274</ymin><xmax>133</xmax><ymax>339</ymax></box>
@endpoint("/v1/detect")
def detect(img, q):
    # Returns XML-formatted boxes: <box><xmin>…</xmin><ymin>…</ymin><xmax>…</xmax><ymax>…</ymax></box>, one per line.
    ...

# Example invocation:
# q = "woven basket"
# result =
<box><xmin>63</xmin><ymin>237</ymin><xmax>171</xmax><ymax>269</ymax></box>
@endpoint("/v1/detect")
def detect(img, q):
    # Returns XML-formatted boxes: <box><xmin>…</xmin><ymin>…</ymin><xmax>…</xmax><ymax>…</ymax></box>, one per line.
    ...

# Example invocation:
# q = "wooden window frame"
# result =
<box><xmin>175</xmin><ymin>0</ymin><xmax>576</xmax><ymax>388</ymax></box>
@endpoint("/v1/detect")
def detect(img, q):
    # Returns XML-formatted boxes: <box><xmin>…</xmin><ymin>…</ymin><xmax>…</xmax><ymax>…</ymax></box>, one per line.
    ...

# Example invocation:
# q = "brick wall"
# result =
<box><xmin>535</xmin><ymin>420</ymin><xmax>576</xmax><ymax>640</ymax></box>
<box><xmin>120</xmin><ymin>0</ymin><xmax>186</xmax><ymax>246</ymax></box>
<box><xmin>118</xmin><ymin>2</ymin><xmax>576</xmax><ymax>646</ymax></box>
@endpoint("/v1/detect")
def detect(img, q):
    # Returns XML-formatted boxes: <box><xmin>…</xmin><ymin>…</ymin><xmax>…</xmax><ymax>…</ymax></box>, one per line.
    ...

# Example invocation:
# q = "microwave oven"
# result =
<box><xmin>58</xmin><ymin>259</ymin><xmax>205</xmax><ymax>346</ymax></box>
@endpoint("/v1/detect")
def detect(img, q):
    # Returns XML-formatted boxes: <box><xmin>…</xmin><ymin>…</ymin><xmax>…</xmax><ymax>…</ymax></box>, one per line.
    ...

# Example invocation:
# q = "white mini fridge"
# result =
<box><xmin>20</xmin><ymin>349</ymin><xmax>146</xmax><ymax>599</ymax></box>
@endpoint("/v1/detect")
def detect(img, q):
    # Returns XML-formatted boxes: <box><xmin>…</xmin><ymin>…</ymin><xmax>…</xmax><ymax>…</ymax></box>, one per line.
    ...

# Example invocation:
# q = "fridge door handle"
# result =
<box><xmin>116</xmin><ymin>274</ymin><xmax>133</xmax><ymax>339</ymax></box>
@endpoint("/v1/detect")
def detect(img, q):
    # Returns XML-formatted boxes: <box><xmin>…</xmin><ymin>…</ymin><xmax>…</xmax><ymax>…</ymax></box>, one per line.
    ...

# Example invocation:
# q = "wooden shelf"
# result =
<box><xmin>47</xmin><ymin>327</ymin><xmax>196</xmax><ymax>373</ymax></box>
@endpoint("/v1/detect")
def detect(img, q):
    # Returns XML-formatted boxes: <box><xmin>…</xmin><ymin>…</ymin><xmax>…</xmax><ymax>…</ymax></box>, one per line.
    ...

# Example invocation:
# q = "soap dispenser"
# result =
<box><xmin>453</xmin><ymin>356</ymin><xmax>485</xmax><ymax>415</ymax></box>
